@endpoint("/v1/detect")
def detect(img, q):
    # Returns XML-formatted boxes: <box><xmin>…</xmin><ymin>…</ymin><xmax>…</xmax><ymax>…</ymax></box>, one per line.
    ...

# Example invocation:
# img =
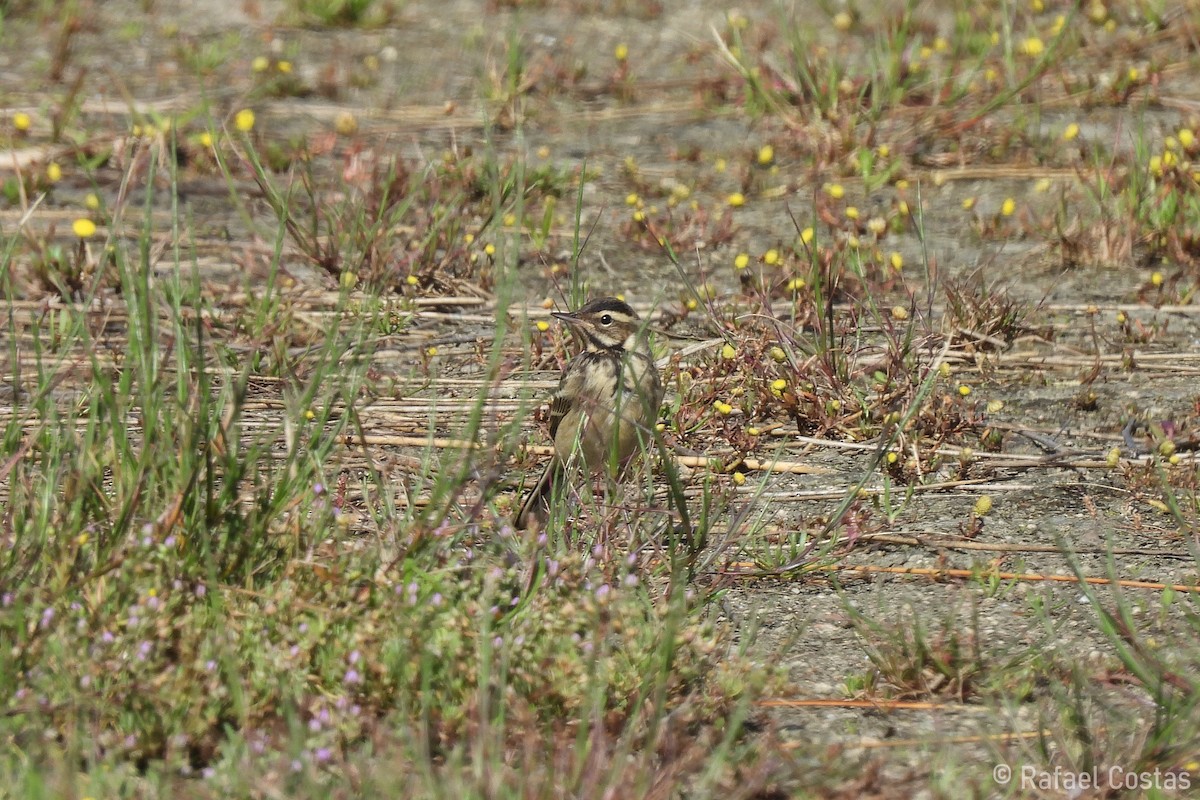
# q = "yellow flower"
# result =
<box><xmin>305</xmin><ymin>409</ymin><xmax>316</xmax><ymax>421</ymax></box>
<box><xmin>727</xmin><ymin>192</ymin><xmax>746</xmax><ymax>207</ymax></box>
<box><xmin>1116</xmin><ymin>310</ymin><xmax>1127</xmax><ymax>323</ymax></box>
<box><xmin>72</xmin><ymin>218</ymin><xmax>97</xmax><ymax>238</ymax></box>
<box><xmin>1150</xmin><ymin>271</ymin><xmax>1163</xmax><ymax>287</ymax></box>
<box><xmin>771</xmin><ymin>379</ymin><xmax>787</xmax><ymax>393</ymax></box>
<box><xmin>277</xmin><ymin>60</ymin><xmax>293</xmax><ymax>73</ymax></box>
<box><xmin>800</xmin><ymin>227</ymin><xmax>814</xmax><ymax>245</ymax></box>
<box><xmin>763</xmin><ymin>248</ymin><xmax>780</xmax><ymax>265</ymax></box>
<box><xmin>1149</xmin><ymin>155</ymin><xmax>1163</xmax><ymax>176</ymax></box>
<box><xmin>46</xmin><ymin>162</ymin><xmax>62</xmax><ymax>182</ymax></box>
<box><xmin>536</xmin><ymin>320</ymin><xmax>549</xmax><ymax>332</ymax></box>
<box><xmin>198</xmin><ymin>131</ymin><xmax>214</xmax><ymax>148</ymax></box>
<box><xmin>845</xmin><ymin>206</ymin><xmax>859</xmax><ymax>220</ymax></box>
<box><xmin>786</xmin><ymin>278</ymin><xmax>806</xmax><ymax>292</ymax></box>
<box><xmin>890</xmin><ymin>306</ymin><xmax>908</xmax><ymax>320</ymax></box>
<box><xmin>1034</xmin><ymin>178</ymin><xmax>1051</xmax><ymax>192</ymax></box>
<box><xmin>426</xmin><ymin>346</ymin><xmax>438</xmax><ymax>357</ymax></box>
<box><xmin>1104</xmin><ymin>447</ymin><xmax>1121</xmax><ymax>467</ymax></box>
<box><xmin>747</xmin><ymin>426</ymin><xmax>760</xmax><ymax>436</ymax></box>
<box><xmin>632</xmin><ymin>210</ymin><xmax>645</xmax><ymax>222</ymax></box>
<box><xmin>770</xmin><ymin>346</ymin><xmax>786</xmax><ymax>362</ymax></box>
<box><xmin>757</xmin><ymin>144</ymin><xmax>774</xmax><ymax>165</ymax></box>
<box><xmin>987</xmin><ymin>400</ymin><xmax>1005</xmax><ymax>413</ymax></box>
<box><xmin>1001</xmin><ymin>197</ymin><xmax>1016</xmax><ymax>216</ymax></box>
<box><xmin>876</xmin><ymin>143</ymin><xmax>890</xmax><ymax>158</ymax></box>
<box><xmin>333</xmin><ymin>110</ymin><xmax>355</xmax><ymax>136</ymax></box>
<box><xmin>252</xmin><ymin>55</ymin><xmax>270</xmax><ymax>72</ymax></box>
<box><xmin>825</xmin><ymin>183</ymin><xmax>845</xmax><ymax>199</ymax></box>
<box><xmin>625</xmin><ymin>193</ymin><xmax>639</xmax><ymax>206</ymax></box>
<box><xmin>734</xmin><ymin>253</ymin><xmax>750</xmax><ymax>270</ymax></box>
<box><xmin>1020</xmin><ymin>37</ymin><xmax>1044</xmax><ymax>57</ymax></box>
<box><xmin>714</xmin><ymin>157</ymin><xmax>727</xmax><ymax>173</ymax></box>
<box><xmin>614</xmin><ymin>43</ymin><xmax>629</xmax><ymax>61</ymax></box>
<box><xmin>85</xmin><ymin>193</ymin><xmax>100</xmax><ymax>211</ymax></box>
<box><xmin>1179</xmin><ymin>128</ymin><xmax>1196</xmax><ymax>149</ymax></box>
<box><xmin>958</xmin><ymin>384</ymin><xmax>972</xmax><ymax>397</ymax></box>
<box><xmin>341</xmin><ymin>271</ymin><xmax>357</xmax><ymax>287</ymax></box>
<box><xmin>832</xmin><ymin>10</ymin><xmax>853</xmax><ymax>31</ymax></box>
<box><xmin>732</xmin><ymin>471</ymin><xmax>746</xmax><ymax>486</ymax></box>
<box><xmin>962</xmin><ymin>196</ymin><xmax>976</xmax><ymax>211</ymax></box>
<box><xmin>234</xmin><ymin>109</ymin><xmax>256</xmax><ymax>132</ymax></box>
<box><xmin>334</xmin><ymin>111</ymin><xmax>358</xmax><ymax>136</ymax></box>
<box><xmin>846</xmin><ymin>235</ymin><xmax>860</xmax><ymax>249</ymax></box>
<box><xmin>889</xmin><ymin>252</ymin><xmax>903</xmax><ymax>271</ymax></box>
<box><xmin>1063</xmin><ymin>123</ymin><xmax>1079</xmax><ymax>141</ymax></box>
<box><xmin>713</xmin><ymin>400</ymin><xmax>734</xmax><ymax>415</ymax></box>
<box><xmin>973</xmin><ymin>496</ymin><xmax>993</xmax><ymax>515</ymax></box>
<box><xmin>13</xmin><ymin>111</ymin><xmax>31</xmax><ymax>131</ymax></box>
<box><xmin>721</xmin><ymin>343</ymin><xmax>736</xmax><ymax>359</ymax></box>
<box><xmin>405</xmin><ymin>275</ymin><xmax>419</xmax><ymax>285</ymax></box>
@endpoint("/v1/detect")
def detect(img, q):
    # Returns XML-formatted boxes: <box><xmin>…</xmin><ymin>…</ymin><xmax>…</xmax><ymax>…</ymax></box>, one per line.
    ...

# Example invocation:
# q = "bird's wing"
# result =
<box><xmin>547</xmin><ymin>389</ymin><xmax>571</xmax><ymax>440</ymax></box>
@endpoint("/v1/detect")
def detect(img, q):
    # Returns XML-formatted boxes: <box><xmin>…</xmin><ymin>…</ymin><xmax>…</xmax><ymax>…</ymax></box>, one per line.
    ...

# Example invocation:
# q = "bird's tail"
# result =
<box><xmin>513</xmin><ymin>458</ymin><xmax>562</xmax><ymax>530</ymax></box>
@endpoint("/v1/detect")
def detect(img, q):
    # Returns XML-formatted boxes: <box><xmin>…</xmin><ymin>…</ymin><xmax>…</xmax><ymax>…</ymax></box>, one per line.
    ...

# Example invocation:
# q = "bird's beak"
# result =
<box><xmin>550</xmin><ymin>311</ymin><xmax>589</xmax><ymax>344</ymax></box>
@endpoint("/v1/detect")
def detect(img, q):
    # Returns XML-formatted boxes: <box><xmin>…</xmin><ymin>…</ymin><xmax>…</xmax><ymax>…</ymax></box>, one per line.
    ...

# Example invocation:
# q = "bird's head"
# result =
<box><xmin>552</xmin><ymin>297</ymin><xmax>642</xmax><ymax>352</ymax></box>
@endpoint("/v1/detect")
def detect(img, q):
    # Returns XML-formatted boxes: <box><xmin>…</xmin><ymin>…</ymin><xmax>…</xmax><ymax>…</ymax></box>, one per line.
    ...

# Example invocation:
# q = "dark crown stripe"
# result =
<box><xmin>579</xmin><ymin>297</ymin><xmax>636</xmax><ymax>317</ymax></box>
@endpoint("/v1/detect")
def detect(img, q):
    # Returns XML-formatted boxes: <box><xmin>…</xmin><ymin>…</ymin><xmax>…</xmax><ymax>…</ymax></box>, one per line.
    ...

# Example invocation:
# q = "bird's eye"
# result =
<box><xmin>600</xmin><ymin>314</ymin><xmax>613</xmax><ymax>325</ymax></box>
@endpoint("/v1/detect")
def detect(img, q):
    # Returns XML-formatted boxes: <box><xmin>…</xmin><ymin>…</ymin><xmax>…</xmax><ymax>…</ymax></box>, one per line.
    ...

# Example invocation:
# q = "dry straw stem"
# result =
<box><xmin>760</xmin><ymin>698</ymin><xmax>991</xmax><ymax>712</ymax></box>
<box><xmin>725</xmin><ymin>563</ymin><xmax>1200</xmax><ymax>594</ymax></box>
<box><xmin>855</xmin><ymin>532</ymin><xmax>1192</xmax><ymax>560</ymax></box>
<box><xmin>779</xmin><ymin>728</ymin><xmax>1052</xmax><ymax>752</ymax></box>
<box><xmin>351</xmin><ymin>434</ymin><xmax>840</xmax><ymax>476</ymax></box>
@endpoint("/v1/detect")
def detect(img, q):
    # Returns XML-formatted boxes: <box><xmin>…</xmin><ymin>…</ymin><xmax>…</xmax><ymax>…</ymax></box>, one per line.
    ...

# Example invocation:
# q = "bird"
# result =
<box><xmin>513</xmin><ymin>297</ymin><xmax>663</xmax><ymax>530</ymax></box>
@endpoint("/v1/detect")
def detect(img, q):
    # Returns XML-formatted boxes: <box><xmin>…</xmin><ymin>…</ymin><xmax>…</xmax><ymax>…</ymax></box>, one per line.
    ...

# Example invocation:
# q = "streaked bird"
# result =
<box><xmin>514</xmin><ymin>297</ymin><xmax>662</xmax><ymax>529</ymax></box>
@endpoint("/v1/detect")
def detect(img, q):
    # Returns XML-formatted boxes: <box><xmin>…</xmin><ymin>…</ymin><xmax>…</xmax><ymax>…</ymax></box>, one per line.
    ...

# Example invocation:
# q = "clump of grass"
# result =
<box><xmin>284</xmin><ymin>0</ymin><xmax>396</xmax><ymax>27</ymax></box>
<box><xmin>943</xmin><ymin>275</ymin><xmax>1033</xmax><ymax>347</ymax></box>
<box><xmin>846</xmin><ymin>603</ymin><xmax>988</xmax><ymax>701</ymax></box>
